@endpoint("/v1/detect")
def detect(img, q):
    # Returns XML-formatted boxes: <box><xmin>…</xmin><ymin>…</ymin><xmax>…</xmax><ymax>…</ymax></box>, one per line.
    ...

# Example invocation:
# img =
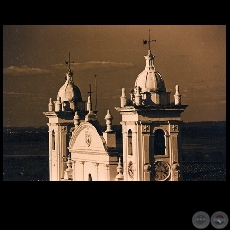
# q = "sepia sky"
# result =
<box><xmin>3</xmin><ymin>25</ymin><xmax>226</xmax><ymax>127</ymax></box>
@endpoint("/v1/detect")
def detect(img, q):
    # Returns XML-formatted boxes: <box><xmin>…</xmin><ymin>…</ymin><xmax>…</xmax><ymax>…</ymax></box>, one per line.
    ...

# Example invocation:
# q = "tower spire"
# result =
<box><xmin>143</xmin><ymin>29</ymin><xmax>156</xmax><ymax>50</ymax></box>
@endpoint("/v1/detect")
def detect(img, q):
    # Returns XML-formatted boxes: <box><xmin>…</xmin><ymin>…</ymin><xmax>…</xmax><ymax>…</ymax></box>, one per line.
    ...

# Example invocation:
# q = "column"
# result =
<box><xmin>104</xmin><ymin>164</ymin><xmax>109</xmax><ymax>181</ymax></box>
<box><xmin>79</xmin><ymin>161</ymin><xmax>85</xmax><ymax>181</ymax></box>
<box><xmin>142</xmin><ymin>135</ymin><xmax>150</xmax><ymax>181</ymax></box>
<box><xmin>72</xmin><ymin>160</ymin><xmax>76</xmax><ymax>181</ymax></box>
<box><xmin>48</xmin><ymin>125</ymin><xmax>52</xmax><ymax>181</ymax></box>
<box><xmin>170</xmin><ymin>123</ymin><xmax>180</xmax><ymax>181</ymax></box>
<box><xmin>142</xmin><ymin>124</ymin><xmax>151</xmax><ymax>181</ymax></box>
<box><xmin>54</xmin><ymin>128</ymin><xmax>59</xmax><ymax>181</ymax></box>
<box><xmin>165</xmin><ymin>131</ymin><xmax>170</xmax><ymax>158</ymax></box>
<box><xmin>132</xmin><ymin>127</ymin><xmax>138</xmax><ymax>181</ymax></box>
<box><xmin>121</xmin><ymin>123</ymin><xmax>127</xmax><ymax>180</ymax></box>
<box><xmin>94</xmin><ymin>163</ymin><xmax>99</xmax><ymax>181</ymax></box>
<box><xmin>60</xmin><ymin>126</ymin><xmax>67</xmax><ymax>180</ymax></box>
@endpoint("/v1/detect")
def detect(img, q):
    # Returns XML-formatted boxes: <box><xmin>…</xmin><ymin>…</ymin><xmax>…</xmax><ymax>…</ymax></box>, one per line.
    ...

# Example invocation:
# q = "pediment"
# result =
<box><xmin>69</xmin><ymin>122</ymin><xmax>107</xmax><ymax>152</ymax></box>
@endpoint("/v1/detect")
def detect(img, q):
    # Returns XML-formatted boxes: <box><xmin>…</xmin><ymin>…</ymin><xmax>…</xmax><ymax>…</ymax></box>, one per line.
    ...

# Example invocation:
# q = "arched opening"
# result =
<box><xmin>154</xmin><ymin>129</ymin><xmax>165</xmax><ymax>155</ymax></box>
<box><xmin>52</xmin><ymin>130</ymin><xmax>55</xmax><ymax>150</ymax></box>
<box><xmin>128</xmin><ymin>129</ymin><xmax>132</xmax><ymax>155</ymax></box>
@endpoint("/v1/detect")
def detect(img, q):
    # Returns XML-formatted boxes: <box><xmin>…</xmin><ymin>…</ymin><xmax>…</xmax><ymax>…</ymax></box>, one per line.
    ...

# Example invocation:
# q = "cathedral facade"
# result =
<box><xmin>43</xmin><ymin>39</ymin><xmax>187</xmax><ymax>181</ymax></box>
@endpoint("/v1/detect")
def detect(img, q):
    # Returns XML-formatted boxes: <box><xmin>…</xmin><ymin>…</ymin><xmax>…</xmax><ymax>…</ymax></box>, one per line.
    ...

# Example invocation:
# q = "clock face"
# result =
<box><xmin>153</xmin><ymin>161</ymin><xmax>170</xmax><ymax>181</ymax></box>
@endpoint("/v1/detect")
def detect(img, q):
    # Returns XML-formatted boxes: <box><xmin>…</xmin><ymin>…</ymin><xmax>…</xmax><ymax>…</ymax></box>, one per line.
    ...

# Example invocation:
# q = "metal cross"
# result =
<box><xmin>88</xmin><ymin>84</ymin><xmax>93</xmax><ymax>103</ymax></box>
<box><xmin>65</xmin><ymin>52</ymin><xmax>74</xmax><ymax>70</ymax></box>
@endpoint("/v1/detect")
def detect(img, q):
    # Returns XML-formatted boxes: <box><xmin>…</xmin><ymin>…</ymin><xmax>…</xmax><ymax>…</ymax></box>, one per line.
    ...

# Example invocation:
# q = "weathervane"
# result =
<box><xmin>65</xmin><ymin>52</ymin><xmax>74</xmax><ymax>70</ymax></box>
<box><xmin>143</xmin><ymin>29</ymin><xmax>156</xmax><ymax>50</ymax></box>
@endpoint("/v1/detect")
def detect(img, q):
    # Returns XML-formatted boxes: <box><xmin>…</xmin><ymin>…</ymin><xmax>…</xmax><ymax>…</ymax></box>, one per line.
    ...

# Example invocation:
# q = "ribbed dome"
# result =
<box><xmin>57</xmin><ymin>70</ymin><xmax>82</xmax><ymax>103</ymax></box>
<box><xmin>135</xmin><ymin>70</ymin><xmax>166</xmax><ymax>93</ymax></box>
<box><xmin>134</xmin><ymin>50</ymin><xmax>166</xmax><ymax>93</ymax></box>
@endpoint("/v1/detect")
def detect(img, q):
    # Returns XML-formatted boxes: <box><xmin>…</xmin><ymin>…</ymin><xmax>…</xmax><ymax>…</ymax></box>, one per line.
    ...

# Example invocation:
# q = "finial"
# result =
<box><xmin>63</xmin><ymin>156</ymin><xmax>73</xmax><ymax>180</ymax></box>
<box><xmin>74</xmin><ymin>111</ymin><xmax>80</xmax><ymax>127</ymax></box>
<box><xmin>48</xmin><ymin>98</ymin><xmax>53</xmax><ymax>112</ymax></box>
<box><xmin>120</xmin><ymin>88</ymin><xmax>127</xmax><ymax>107</ymax></box>
<box><xmin>54</xmin><ymin>96</ymin><xmax>62</xmax><ymax>112</ymax></box>
<box><xmin>174</xmin><ymin>85</ymin><xmax>181</xmax><ymax>105</ymax></box>
<box><xmin>115</xmin><ymin>157</ymin><xmax>124</xmax><ymax>181</ymax></box>
<box><xmin>104</xmin><ymin>109</ymin><xmax>113</xmax><ymax>132</ymax></box>
<box><xmin>135</xmin><ymin>86</ymin><xmax>142</xmax><ymax>106</ymax></box>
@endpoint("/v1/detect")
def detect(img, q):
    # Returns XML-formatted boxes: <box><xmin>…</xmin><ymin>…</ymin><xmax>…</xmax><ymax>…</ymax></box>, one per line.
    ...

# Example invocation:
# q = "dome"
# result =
<box><xmin>57</xmin><ymin>70</ymin><xmax>82</xmax><ymax>103</ymax></box>
<box><xmin>135</xmin><ymin>70</ymin><xmax>166</xmax><ymax>93</ymax></box>
<box><xmin>134</xmin><ymin>50</ymin><xmax>166</xmax><ymax>93</ymax></box>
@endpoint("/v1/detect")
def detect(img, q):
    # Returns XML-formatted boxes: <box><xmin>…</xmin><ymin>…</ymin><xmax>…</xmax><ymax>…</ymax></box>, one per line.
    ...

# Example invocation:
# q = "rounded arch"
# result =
<box><xmin>127</xmin><ymin>129</ymin><xmax>132</xmax><ymax>155</ymax></box>
<box><xmin>153</xmin><ymin>128</ymin><xmax>165</xmax><ymax>155</ymax></box>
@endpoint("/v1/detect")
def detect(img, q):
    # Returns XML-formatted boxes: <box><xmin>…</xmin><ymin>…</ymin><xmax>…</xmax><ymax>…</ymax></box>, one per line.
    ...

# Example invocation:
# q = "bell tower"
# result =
<box><xmin>115</xmin><ymin>31</ymin><xmax>188</xmax><ymax>181</ymax></box>
<box><xmin>43</xmin><ymin>53</ymin><xmax>88</xmax><ymax>181</ymax></box>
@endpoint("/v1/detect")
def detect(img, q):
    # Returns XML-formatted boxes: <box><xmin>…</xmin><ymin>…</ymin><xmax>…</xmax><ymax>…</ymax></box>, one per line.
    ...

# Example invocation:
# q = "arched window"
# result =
<box><xmin>154</xmin><ymin>129</ymin><xmax>165</xmax><ymax>155</ymax></box>
<box><xmin>128</xmin><ymin>129</ymin><xmax>132</xmax><ymax>155</ymax></box>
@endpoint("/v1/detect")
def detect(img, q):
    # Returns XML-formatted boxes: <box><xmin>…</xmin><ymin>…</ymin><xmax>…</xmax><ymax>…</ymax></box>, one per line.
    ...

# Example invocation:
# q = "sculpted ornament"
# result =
<box><xmin>172</xmin><ymin>162</ymin><xmax>180</xmax><ymax>171</ymax></box>
<box><xmin>142</xmin><ymin>125</ymin><xmax>150</xmax><ymax>132</ymax></box>
<box><xmin>171</xmin><ymin>125</ymin><xmax>178</xmax><ymax>131</ymax></box>
<box><xmin>85</xmin><ymin>132</ymin><xmax>92</xmax><ymax>147</ymax></box>
<box><xmin>172</xmin><ymin>162</ymin><xmax>180</xmax><ymax>180</ymax></box>
<box><xmin>61</xmin><ymin>126</ymin><xmax>67</xmax><ymax>132</ymax></box>
<box><xmin>144</xmin><ymin>163</ymin><xmax>152</xmax><ymax>173</ymax></box>
<box><xmin>128</xmin><ymin>161</ymin><xmax>134</xmax><ymax>180</ymax></box>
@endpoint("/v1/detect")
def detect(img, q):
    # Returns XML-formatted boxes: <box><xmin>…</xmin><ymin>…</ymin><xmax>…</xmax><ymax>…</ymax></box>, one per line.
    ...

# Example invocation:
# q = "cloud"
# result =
<box><xmin>3</xmin><ymin>91</ymin><xmax>46</xmax><ymax>99</ymax></box>
<box><xmin>52</xmin><ymin>61</ymin><xmax>135</xmax><ymax>72</ymax></box>
<box><xmin>203</xmin><ymin>100</ymin><xmax>226</xmax><ymax>105</ymax></box>
<box><xmin>3</xmin><ymin>91</ymin><xmax>34</xmax><ymax>99</ymax></box>
<box><xmin>3</xmin><ymin>91</ymin><xmax>34</xmax><ymax>96</ymax></box>
<box><xmin>3</xmin><ymin>65</ymin><xmax>51</xmax><ymax>76</ymax></box>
